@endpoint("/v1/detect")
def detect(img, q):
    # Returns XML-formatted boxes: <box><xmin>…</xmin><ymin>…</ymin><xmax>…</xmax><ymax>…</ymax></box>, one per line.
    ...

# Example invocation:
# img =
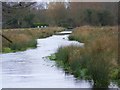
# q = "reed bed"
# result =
<box><xmin>2</xmin><ymin>27</ymin><xmax>64</xmax><ymax>53</ymax></box>
<box><xmin>50</xmin><ymin>26</ymin><xmax>119</xmax><ymax>87</ymax></box>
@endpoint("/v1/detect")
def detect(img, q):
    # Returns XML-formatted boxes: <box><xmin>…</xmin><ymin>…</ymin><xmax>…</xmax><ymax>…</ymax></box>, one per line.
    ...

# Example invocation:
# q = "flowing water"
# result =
<box><xmin>0</xmin><ymin>31</ymin><xmax>117</xmax><ymax>89</ymax></box>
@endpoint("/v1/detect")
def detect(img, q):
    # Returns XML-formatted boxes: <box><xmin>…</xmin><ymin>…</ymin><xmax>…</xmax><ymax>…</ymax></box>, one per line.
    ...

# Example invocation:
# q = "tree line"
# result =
<box><xmin>2</xmin><ymin>2</ymin><xmax>118</xmax><ymax>29</ymax></box>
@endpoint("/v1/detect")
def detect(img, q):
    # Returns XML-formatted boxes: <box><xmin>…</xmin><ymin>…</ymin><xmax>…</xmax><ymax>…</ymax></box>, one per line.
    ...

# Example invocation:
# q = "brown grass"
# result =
<box><xmin>2</xmin><ymin>27</ymin><xmax>64</xmax><ymax>52</ymax></box>
<box><xmin>55</xmin><ymin>26</ymin><xmax>118</xmax><ymax>87</ymax></box>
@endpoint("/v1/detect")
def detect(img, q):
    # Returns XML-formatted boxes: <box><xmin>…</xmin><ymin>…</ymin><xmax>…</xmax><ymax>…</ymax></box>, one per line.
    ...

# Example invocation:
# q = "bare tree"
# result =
<box><xmin>47</xmin><ymin>2</ymin><xmax>67</xmax><ymax>26</ymax></box>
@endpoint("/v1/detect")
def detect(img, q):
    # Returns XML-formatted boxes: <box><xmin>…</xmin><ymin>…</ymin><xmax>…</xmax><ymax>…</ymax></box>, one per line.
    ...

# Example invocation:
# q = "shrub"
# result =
<box><xmin>52</xmin><ymin>26</ymin><xmax>118</xmax><ymax>88</ymax></box>
<box><xmin>2</xmin><ymin>47</ymin><xmax>12</xmax><ymax>53</ymax></box>
<box><xmin>53</xmin><ymin>45</ymin><xmax>91</xmax><ymax>79</ymax></box>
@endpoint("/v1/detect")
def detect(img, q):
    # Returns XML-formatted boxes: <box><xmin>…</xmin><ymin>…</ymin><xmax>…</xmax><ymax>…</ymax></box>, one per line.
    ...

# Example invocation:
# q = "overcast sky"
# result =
<box><xmin>1</xmin><ymin>0</ymin><xmax>120</xmax><ymax>2</ymax></box>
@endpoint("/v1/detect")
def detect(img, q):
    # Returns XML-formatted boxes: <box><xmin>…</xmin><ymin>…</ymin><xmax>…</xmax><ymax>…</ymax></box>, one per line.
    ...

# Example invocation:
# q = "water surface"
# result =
<box><xmin>1</xmin><ymin>31</ymin><xmax>92</xmax><ymax>88</ymax></box>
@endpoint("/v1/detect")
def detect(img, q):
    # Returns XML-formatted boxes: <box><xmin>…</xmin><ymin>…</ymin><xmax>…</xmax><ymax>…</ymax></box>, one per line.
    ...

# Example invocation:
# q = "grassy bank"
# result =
<box><xmin>2</xmin><ymin>27</ymin><xmax>64</xmax><ymax>53</ymax></box>
<box><xmin>49</xmin><ymin>26</ymin><xmax>119</xmax><ymax>88</ymax></box>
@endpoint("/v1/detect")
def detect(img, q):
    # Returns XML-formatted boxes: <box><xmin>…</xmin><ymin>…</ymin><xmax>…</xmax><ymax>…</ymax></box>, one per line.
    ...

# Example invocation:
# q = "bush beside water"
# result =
<box><xmin>2</xmin><ymin>27</ymin><xmax>64</xmax><ymax>53</ymax></box>
<box><xmin>49</xmin><ymin>26</ymin><xmax>119</xmax><ymax>88</ymax></box>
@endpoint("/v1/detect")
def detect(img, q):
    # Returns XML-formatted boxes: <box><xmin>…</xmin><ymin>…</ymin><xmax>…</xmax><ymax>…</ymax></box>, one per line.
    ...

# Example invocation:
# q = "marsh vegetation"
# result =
<box><xmin>1</xmin><ymin>2</ymin><xmax>119</xmax><ymax>89</ymax></box>
<box><xmin>2</xmin><ymin>27</ymin><xmax>64</xmax><ymax>53</ymax></box>
<box><xmin>49</xmin><ymin>26</ymin><xmax>119</xmax><ymax>88</ymax></box>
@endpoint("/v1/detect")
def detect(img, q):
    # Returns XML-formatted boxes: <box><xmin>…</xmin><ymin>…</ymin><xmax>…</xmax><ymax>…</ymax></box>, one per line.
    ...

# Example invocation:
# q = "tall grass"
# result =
<box><xmin>51</xmin><ymin>26</ymin><xmax>119</xmax><ymax>87</ymax></box>
<box><xmin>86</xmin><ymin>35</ymin><xmax>118</xmax><ymax>87</ymax></box>
<box><xmin>55</xmin><ymin>45</ymin><xmax>90</xmax><ymax>79</ymax></box>
<box><xmin>2</xmin><ymin>27</ymin><xmax>64</xmax><ymax>53</ymax></box>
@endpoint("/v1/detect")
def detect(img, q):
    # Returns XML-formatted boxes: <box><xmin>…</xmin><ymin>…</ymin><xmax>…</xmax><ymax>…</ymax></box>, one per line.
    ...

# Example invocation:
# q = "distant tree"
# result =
<box><xmin>47</xmin><ymin>2</ymin><xmax>67</xmax><ymax>26</ymax></box>
<box><xmin>68</xmin><ymin>2</ymin><xmax>117</xmax><ymax>26</ymax></box>
<box><xmin>24</xmin><ymin>14</ymin><xmax>35</xmax><ymax>27</ymax></box>
<box><xmin>97</xmin><ymin>10</ymin><xmax>114</xmax><ymax>26</ymax></box>
<box><xmin>2</xmin><ymin>2</ymin><xmax>118</xmax><ymax>28</ymax></box>
<box><xmin>2</xmin><ymin>2</ymin><xmax>36</xmax><ymax>28</ymax></box>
